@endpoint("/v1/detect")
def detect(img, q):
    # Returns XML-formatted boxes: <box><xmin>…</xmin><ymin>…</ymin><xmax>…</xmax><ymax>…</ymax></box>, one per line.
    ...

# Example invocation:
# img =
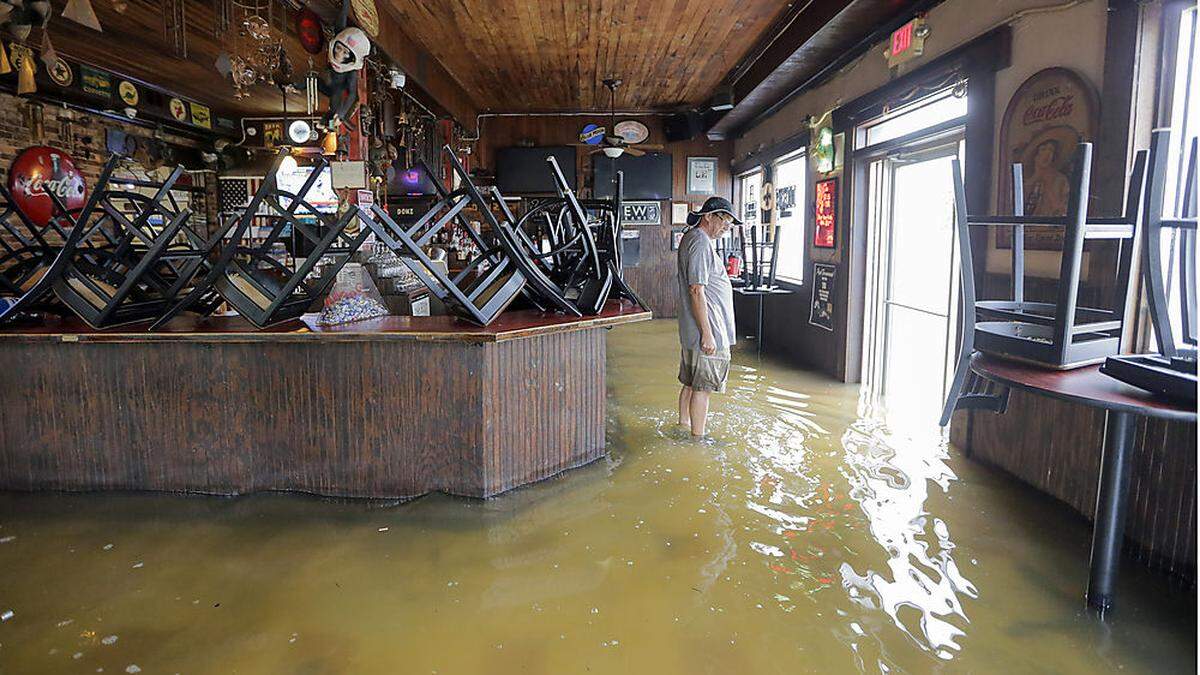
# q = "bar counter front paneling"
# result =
<box><xmin>0</xmin><ymin>301</ymin><xmax>651</xmax><ymax>499</ymax></box>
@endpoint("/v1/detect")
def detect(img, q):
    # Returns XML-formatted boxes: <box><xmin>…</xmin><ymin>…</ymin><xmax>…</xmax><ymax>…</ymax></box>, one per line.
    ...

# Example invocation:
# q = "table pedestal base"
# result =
<box><xmin>1086</xmin><ymin>410</ymin><xmax>1137</xmax><ymax>613</ymax></box>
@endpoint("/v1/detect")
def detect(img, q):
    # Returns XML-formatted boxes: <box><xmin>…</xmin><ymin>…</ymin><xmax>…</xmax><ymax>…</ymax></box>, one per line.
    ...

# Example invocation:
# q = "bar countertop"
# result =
<box><xmin>0</xmin><ymin>300</ymin><xmax>653</xmax><ymax>344</ymax></box>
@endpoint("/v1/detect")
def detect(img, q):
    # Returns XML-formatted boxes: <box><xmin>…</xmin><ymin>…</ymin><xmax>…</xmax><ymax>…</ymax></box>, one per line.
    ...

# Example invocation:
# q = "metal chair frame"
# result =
<box><xmin>940</xmin><ymin>142</ymin><xmax>1148</xmax><ymax>425</ymax></box>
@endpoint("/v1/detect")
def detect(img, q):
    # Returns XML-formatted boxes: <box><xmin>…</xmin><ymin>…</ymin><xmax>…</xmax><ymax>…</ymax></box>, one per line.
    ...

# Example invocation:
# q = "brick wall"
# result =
<box><xmin>0</xmin><ymin>91</ymin><xmax>219</xmax><ymax>240</ymax></box>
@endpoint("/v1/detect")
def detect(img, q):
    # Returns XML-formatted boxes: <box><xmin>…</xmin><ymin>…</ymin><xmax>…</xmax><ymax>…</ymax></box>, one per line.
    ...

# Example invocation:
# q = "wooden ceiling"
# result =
<box><xmin>382</xmin><ymin>0</ymin><xmax>793</xmax><ymax>112</ymax></box>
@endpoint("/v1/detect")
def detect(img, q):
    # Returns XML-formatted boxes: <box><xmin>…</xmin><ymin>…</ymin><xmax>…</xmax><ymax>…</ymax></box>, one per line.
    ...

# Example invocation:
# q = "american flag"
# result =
<box><xmin>218</xmin><ymin>177</ymin><xmax>274</xmax><ymax>238</ymax></box>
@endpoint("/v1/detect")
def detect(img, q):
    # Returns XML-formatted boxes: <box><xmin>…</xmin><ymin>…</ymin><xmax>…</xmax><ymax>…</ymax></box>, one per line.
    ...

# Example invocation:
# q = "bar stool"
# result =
<box><xmin>1101</xmin><ymin>130</ymin><xmax>1197</xmax><ymax>401</ymax></box>
<box><xmin>940</xmin><ymin>142</ymin><xmax>1148</xmax><ymax>426</ymax></box>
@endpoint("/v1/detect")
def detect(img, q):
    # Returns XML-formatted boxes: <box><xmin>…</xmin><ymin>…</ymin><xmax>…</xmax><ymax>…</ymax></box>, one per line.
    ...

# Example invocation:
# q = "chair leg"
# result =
<box><xmin>940</xmin><ymin>349</ymin><xmax>974</xmax><ymax>427</ymax></box>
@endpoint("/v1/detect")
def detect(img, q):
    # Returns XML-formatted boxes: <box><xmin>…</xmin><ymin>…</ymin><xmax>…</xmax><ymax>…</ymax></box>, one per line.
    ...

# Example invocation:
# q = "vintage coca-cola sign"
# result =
<box><xmin>998</xmin><ymin>68</ymin><xmax>1098</xmax><ymax>251</ymax></box>
<box><xmin>8</xmin><ymin>146</ymin><xmax>89</xmax><ymax>227</ymax></box>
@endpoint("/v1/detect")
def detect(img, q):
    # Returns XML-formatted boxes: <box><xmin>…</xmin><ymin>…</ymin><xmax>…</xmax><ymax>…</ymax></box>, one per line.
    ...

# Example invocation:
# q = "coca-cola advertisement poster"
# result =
<box><xmin>8</xmin><ymin>146</ymin><xmax>88</xmax><ymax>227</ymax></box>
<box><xmin>998</xmin><ymin>67</ymin><xmax>1098</xmax><ymax>250</ymax></box>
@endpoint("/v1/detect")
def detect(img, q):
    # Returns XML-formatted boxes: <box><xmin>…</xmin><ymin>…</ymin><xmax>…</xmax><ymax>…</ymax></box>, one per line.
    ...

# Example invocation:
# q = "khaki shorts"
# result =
<box><xmin>678</xmin><ymin>348</ymin><xmax>731</xmax><ymax>393</ymax></box>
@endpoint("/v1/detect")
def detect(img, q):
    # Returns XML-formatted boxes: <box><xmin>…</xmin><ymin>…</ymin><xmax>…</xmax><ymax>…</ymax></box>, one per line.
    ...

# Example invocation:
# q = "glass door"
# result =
<box><xmin>862</xmin><ymin>141</ymin><xmax>963</xmax><ymax>431</ymax></box>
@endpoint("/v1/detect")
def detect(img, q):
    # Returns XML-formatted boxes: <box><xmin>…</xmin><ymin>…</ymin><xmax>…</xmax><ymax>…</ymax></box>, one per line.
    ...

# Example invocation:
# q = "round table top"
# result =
<box><xmin>970</xmin><ymin>353</ymin><xmax>1197</xmax><ymax>423</ymax></box>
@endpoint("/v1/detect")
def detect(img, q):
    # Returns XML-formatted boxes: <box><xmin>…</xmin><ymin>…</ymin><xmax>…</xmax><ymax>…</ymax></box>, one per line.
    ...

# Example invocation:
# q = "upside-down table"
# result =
<box><xmin>0</xmin><ymin>301</ymin><xmax>651</xmax><ymax>499</ymax></box>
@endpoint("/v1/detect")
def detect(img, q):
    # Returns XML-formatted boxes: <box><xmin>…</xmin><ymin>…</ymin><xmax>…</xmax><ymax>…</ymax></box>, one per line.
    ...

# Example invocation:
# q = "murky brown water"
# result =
<box><xmin>0</xmin><ymin>320</ymin><xmax>1194</xmax><ymax>674</ymax></box>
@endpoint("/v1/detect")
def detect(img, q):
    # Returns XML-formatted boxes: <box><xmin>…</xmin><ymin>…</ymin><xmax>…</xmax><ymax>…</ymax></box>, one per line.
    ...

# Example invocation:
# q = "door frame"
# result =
<box><xmin>860</xmin><ymin>136</ymin><xmax>966</xmax><ymax>409</ymax></box>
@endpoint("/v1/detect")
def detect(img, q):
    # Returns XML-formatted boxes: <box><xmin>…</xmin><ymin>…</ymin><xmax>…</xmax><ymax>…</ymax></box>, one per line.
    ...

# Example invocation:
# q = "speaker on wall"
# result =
<box><xmin>663</xmin><ymin>111</ymin><xmax>704</xmax><ymax>142</ymax></box>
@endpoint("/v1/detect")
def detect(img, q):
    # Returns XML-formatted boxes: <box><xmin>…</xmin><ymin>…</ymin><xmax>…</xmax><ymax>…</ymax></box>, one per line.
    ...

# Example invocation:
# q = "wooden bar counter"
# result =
<box><xmin>0</xmin><ymin>301</ymin><xmax>651</xmax><ymax>499</ymax></box>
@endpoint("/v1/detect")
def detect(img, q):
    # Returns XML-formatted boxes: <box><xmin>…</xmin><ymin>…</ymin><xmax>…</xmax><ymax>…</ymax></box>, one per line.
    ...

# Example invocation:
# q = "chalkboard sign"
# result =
<box><xmin>809</xmin><ymin>263</ymin><xmax>836</xmax><ymax>331</ymax></box>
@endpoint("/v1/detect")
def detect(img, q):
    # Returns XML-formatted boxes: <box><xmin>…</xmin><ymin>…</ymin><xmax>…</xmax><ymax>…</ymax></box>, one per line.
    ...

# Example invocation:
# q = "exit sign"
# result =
<box><xmin>887</xmin><ymin>18</ymin><xmax>927</xmax><ymax>67</ymax></box>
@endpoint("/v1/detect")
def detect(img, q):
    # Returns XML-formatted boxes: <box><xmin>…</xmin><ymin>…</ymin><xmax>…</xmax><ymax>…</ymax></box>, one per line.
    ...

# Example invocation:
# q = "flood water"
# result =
<box><xmin>0</xmin><ymin>319</ymin><xmax>1194</xmax><ymax>673</ymax></box>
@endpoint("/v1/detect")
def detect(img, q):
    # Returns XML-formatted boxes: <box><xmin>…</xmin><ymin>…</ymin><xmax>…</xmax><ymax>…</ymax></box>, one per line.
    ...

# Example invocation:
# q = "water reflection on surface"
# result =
<box><xmin>0</xmin><ymin>320</ymin><xmax>1193</xmax><ymax>673</ymax></box>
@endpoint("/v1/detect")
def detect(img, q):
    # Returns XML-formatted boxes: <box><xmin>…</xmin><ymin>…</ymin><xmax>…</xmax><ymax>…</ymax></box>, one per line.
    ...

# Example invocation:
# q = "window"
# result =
<box><xmin>1144</xmin><ymin>4</ymin><xmax>1198</xmax><ymax>354</ymax></box>
<box><xmin>855</xmin><ymin>86</ymin><xmax>968</xmax><ymax>149</ymax></box>
<box><xmin>736</xmin><ymin>169</ymin><xmax>762</xmax><ymax>229</ymax></box>
<box><xmin>772</xmin><ymin>150</ymin><xmax>807</xmax><ymax>283</ymax></box>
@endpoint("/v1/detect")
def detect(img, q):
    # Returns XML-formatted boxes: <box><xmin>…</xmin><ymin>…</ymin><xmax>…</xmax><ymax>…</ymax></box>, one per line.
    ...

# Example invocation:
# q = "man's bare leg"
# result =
<box><xmin>678</xmin><ymin>385</ymin><xmax>692</xmax><ymax>427</ymax></box>
<box><xmin>688</xmin><ymin>390</ymin><xmax>711</xmax><ymax>437</ymax></box>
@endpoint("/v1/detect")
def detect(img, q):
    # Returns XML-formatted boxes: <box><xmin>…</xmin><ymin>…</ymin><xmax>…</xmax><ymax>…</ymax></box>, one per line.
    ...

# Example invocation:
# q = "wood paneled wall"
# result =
<box><xmin>955</xmin><ymin>397</ymin><xmax>1197</xmax><ymax>583</ymax></box>
<box><xmin>473</xmin><ymin>115</ymin><xmax>733</xmax><ymax>318</ymax></box>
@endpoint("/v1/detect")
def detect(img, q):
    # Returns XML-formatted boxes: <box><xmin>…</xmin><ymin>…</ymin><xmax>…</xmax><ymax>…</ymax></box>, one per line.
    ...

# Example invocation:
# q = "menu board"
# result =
<box><xmin>809</xmin><ymin>263</ymin><xmax>836</xmax><ymax>331</ymax></box>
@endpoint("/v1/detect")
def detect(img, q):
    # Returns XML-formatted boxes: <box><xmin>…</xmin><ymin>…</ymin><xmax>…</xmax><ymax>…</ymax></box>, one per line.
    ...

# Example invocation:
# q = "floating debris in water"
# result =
<box><xmin>103</xmin><ymin>544</ymin><xmax>114</xmax><ymax>551</ymax></box>
<box><xmin>56</xmin><ymin>618</ymin><xmax>73</xmax><ymax>627</ymax></box>
<box><xmin>73</xmin><ymin>652</ymin><xmax>83</xmax><ymax>659</ymax></box>
<box><xmin>1</xmin><ymin>610</ymin><xmax>13</xmax><ymax>622</ymax></box>
<box><xmin>289</xmin><ymin>633</ymin><xmax>298</xmax><ymax>643</ymax></box>
<box><xmin>126</xmin><ymin>665</ymin><xmax>141</xmax><ymax>673</ymax></box>
<box><xmin>0</xmin><ymin>536</ymin><xmax>15</xmax><ymax>543</ymax></box>
<box><xmin>131</xmin><ymin>562</ymin><xmax>144</xmax><ymax>569</ymax></box>
<box><xmin>377</xmin><ymin>527</ymin><xmax>389</xmax><ymax>532</ymax></box>
<box><xmin>101</xmin><ymin>635</ymin><xmax>118</xmax><ymax>645</ymax></box>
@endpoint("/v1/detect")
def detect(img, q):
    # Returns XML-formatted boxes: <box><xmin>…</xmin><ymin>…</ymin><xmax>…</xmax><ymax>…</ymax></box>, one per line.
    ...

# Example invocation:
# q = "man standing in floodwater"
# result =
<box><xmin>676</xmin><ymin>197</ymin><xmax>740</xmax><ymax>438</ymax></box>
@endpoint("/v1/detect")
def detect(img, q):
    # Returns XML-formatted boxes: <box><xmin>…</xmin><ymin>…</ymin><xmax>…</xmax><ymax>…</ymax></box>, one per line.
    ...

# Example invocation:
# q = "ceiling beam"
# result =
<box><xmin>707</xmin><ymin>0</ymin><xmax>942</xmax><ymax>139</ymax></box>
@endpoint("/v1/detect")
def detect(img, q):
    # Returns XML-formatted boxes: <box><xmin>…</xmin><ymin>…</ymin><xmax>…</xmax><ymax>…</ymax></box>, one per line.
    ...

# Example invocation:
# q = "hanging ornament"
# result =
<box><xmin>214</xmin><ymin>51</ymin><xmax>232</xmax><ymax>78</ymax></box>
<box><xmin>304</xmin><ymin>64</ymin><xmax>319</xmax><ymax>116</ymax></box>
<box><xmin>39</xmin><ymin>31</ymin><xmax>56</xmax><ymax>70</ymax></box>
<box><xmin>328</xmin><ymin>27</ymin><xmax>369</xmax><ymax>74</ymax></box>
<box><xmin>0</xmin><ymin>42</ymin><xmax>11</xmax><ymax>75</ymax></box>
<box><xmin>296</xmin><ymin>6</ymin><xmax>323</xmax><ymax>55</ymax></box>
<box><xmin>10</xmin><ymin>43</ymin><xmax>36</xmax><ymax>95</ymax></box>
<box><xmin>62</xmin><ymin>0</ymin><xmax>102</xmax><ymax>31</ymax></box>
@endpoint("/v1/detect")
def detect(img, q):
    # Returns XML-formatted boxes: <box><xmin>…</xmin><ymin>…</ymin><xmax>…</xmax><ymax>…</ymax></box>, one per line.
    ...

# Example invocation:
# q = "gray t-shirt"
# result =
<box><xmin>677</xmin><ymin>227</ymin><xmax>736</xmax><ymax>352</ymax></box>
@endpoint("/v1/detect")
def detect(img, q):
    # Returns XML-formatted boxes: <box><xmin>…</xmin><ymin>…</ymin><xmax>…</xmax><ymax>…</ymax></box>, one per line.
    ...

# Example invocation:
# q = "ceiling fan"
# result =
<box><xmin>580</xmin><ymin>78</ymin><xmax>660</xmax><ymax>158</ymax></box>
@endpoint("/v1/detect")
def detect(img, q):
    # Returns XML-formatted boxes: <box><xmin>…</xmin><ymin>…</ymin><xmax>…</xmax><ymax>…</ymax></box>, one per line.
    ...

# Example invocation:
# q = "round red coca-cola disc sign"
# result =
<box><xmin>8</xmin><ymin>146</ymin><xmax>88</xmax><ymax>226</ymax></box>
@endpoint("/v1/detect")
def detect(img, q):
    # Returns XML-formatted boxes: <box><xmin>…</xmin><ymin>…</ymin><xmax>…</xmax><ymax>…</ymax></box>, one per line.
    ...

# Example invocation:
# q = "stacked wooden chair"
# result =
<box><xmin>0</xmin><ymin>183</ymin><xmax>76</xmax><ymax>321</ymax></box>
<box><xmin>362</xmin><ymin>153</ymin><xmax>532</xmax><ymax>326</ymax></box>
<box><xmin>1101</xmin><ymin>130</ymin><xmax>1197</xmax><ymax>401</ymax></box>
<box><xmin>0</xmin><ymin>155</ymin><xmax>222</xmax><ymax>329</ymax></box>
<box><xmin>494</xmin><ymin>158</ymin><xmax>645</xmax><ymax>315</ymax></box>
<box><xmin>156</xmin><ymin>151</ymin><xmax>373</xmax><ymax>329</ymax></box>
<box><xmin>940</xmin><ymin>142</ymin><xmax>1148</xmax><ymax>425</ymax></box>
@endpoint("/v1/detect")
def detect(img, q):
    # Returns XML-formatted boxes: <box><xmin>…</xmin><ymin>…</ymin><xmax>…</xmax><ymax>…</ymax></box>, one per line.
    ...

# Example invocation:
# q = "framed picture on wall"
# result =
<box><xmin>813</xmin><ymin>177</ymin><xmax>838</xmax><ymax>249</ymax></box>
<box><xmin>687</xmin><ymin>156</ymin><xmax>718</xmax><ymax>195</ymax></box>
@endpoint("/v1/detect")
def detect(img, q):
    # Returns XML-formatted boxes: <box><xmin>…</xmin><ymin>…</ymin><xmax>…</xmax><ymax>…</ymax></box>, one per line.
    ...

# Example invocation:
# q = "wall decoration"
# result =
<box><xmin>614</xmin><ymin>120</ymin><xmax>649</xmax><ymax>145</ymax></box>
<box><xmin>8</xmin><ymin>146</ymin><xmax>88</xmax><ymax>227</ymax></box>
<box><xmin>813</xmin><ymin>125</ymin><xmax>835</xmax><ymax>173</ymax></box>
<box><xmin>579</xmin><ymin>123</ymin><xmax>605</xmax><ymax>145</ymax></box>
<box><xmin>80</xmin><ymin>65</ymin><xmax>110</xmax><ymax>97</ymax></box>
<box><xmin>998</xmin><ymin>67</ymin><xmax>1099</xmax><ymax>250</ymax></box>
<box><xmin>10</xmin><ymin>43</ymin><xmax>35</xmax><ymax>94</ymax></box>
<box><xmin>117</xmin><ymin>80</ymin><xmax>138</xmax><ymax>106</ymax></box>
<box><xmin>47</xmin><ymin>56</ymin><xmax>73</xmax><ymax>87</ymax></box>
<box><xmin>671</xmin><ymin>202</ymin><xmax>689</xmax><ymax>224</ymax></box>
<box><xmin>776</xmin><ymin>184</ymin><xmax>796</xmax><ymax>218</ymax></box>
<box><xmin>350</xmin><ymin>0</ymin><xmax>379</xmax><ymax>37</ymax></box>
<box><xmin>296</xmin><ymin>7</ymin><xmax>325</xmax><ymax>54</ymax></box>
<box><xmin>687</xmin><ymin>156</ymin><xmax>717</xmax><ymax>195</ymax></box>
<box><xmin>168</xmin><ymin>97</ymin><xmax>189</xmax><ymax>122</ymax></box>
<box><xmin>621</xmin><ymin>201</ymin><xmax>661</xmax><ymax>226</ymax></box>
<box><xmin>813</xmin><ymin>177</ymin><xmax>838</xmax><ymax>248</ymax></box>
<box><xmin>809</xmin><ymin>262</ymin><xmax>836</xmax><ymax>331</ymax></box>
<box><xmin>671</xmin><ymin>227</ymin><xmax>686</xmax><ymax>250</ymax></box>
<box><xmin>189</xmin><ymin>102</ymin><xmax>211</xmax><ymax>129</ymax></box>
<box><xmin>62</xmin><ymin>0</ymin><xmax>102</xmax><ymax>32</ymax></box>
<box><xmin>262</xmin><ymin>121</ymin><xmax>283</xmax><ymax>148</ymax></box>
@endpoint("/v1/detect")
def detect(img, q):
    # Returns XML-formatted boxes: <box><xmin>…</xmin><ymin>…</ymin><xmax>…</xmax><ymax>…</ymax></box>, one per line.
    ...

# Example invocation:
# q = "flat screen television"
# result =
<box><xmin>592</xmin><ymin>152</ymin><xmax>673</xmax><ymax>200</ymax></box>
<box><xmin>496</xmin><ymin>146</ymin><xmax>576</xmax><ymax>194</ymax></box>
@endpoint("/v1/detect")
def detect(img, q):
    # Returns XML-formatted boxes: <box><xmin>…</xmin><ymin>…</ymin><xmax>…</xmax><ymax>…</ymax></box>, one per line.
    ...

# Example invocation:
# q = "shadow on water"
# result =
<box><xmin>0</xmin><ymin>320</ymin><xmax>1193</xmax><ymax>674</ymax></box>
